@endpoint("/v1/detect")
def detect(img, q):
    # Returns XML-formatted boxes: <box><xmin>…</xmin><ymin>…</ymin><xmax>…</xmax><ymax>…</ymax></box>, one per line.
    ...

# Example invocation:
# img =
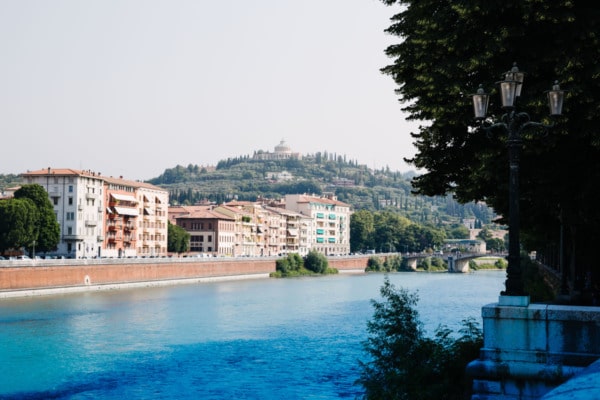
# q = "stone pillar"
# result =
<box><xmin>467</xmin><ymin>298</ymin><xmax>600</xmax><ymax>399</ymax></box>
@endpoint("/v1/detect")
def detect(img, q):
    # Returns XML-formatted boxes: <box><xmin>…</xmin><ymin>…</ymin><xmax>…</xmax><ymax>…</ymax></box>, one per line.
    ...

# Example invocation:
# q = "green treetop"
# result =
<box><xmin>379</xmin><ymin>1</ymin><xmax>600</xmax><ymax>295</ymax></box>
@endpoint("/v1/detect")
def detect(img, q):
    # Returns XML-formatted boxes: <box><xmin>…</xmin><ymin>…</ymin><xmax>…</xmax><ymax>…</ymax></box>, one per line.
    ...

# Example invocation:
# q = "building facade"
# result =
<box><xmin>253</xmin><ymin>140</ymin><xmax>302</xmax><ymax>161</ymax></box>
<box><xmin>22</xmin><ymin>168</ymin><xmax>168</xmax><ymax>258</ymax></box>
<box><xmin>173</xmin><ymin>206</ymin><xmax>236</xmax><ymax>257</ymax></box>
<box><xmin>23</xmin><ymin>169</ymin><xmax>105</xmax><ymax>259</ymax></box>
<box><xmin>284</xmin><ymin>194</ymin><xmax>351</xmax><ymax>256</ymax></box>
<box><xmin>170</xmin><ymin>195</ymin><xmax>346</xmax><ymax>258</ymax></box>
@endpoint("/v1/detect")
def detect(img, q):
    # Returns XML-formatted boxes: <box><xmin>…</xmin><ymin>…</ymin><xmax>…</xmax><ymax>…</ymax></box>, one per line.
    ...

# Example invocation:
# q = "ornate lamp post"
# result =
<box><xmin>472</xmin><ymin>63</ymin><xmax>565</xmax><ymax>304</ymax></box>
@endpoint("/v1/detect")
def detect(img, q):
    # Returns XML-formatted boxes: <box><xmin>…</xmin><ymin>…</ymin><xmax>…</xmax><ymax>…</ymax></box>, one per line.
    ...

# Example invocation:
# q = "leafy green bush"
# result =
<box><xmin>274</xmin><ymin>253</ymin><xmax>305</xmax><ymax>277</ymax></box>
<box><xmin>416</xmin><ymin>257</ymin><xmax>431</xmax><ymax>271</ymax></box>
<box><xmin>304</xmin><ymin>250</ymin><xmax>329</xmax><ymax>273</ymax></box>
<box><xmin>275</xmin><ymin>253</ymin><xmax>303</xmax><ymax>274</ymax></box>
<box><xmin>469</xmin><ymin>260</ymin><xmax>478</xmax><ymax>271</ymax></box>
<box><xmin>430</xmin><ymin>257</ymin><xmax>446</xmax><ymax>271</ymax></box>
<box><xmin>366</xmin><ymin>256</ymin><xmax>383</xmax><ymax>272</ymax></box>
<box><xmin>383</xmin><ymin>255</ymin><xmax>403</xmax><ymax>271</ymax></box>
<box><xmin>494</xmin><ymin>258</ymin><xmax>508</xmax><ymax>269</ymax></box>
<box><xmin>357</xmin><ymin>277</ymin><xmax>482</xmax><ymax>399</ymax></box>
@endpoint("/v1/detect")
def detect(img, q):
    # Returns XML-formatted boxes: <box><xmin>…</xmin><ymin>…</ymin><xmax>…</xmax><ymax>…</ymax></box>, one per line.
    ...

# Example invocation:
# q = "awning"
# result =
<box><xmin>111</xmin><ymin>193</ymin><xmax>138</xmax><ymax>203</ymax></box>
<box><xmin>144</xmin><ymin>207</ymin><xmax>154</xmax><ymax>216</ymax></box>
<box><xmin>106</xmin><ymin>207</ymin><xmax>113</xmax><ymax>214</ymax></box>
<box><xmin>287</xmin><ymin>229</ymin><xmax>298</xmax><ymax>237</ymax></box>
<box><xmin>113</xmin><ymin>206</ymin><xmax>139</xmax><ymax>217</ymax></box>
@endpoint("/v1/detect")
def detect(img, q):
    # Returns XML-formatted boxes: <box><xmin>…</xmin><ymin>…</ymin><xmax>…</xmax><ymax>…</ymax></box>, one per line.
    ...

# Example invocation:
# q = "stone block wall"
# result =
<box><xmin>468</xmin><ymin>301</ymin><xmax>600</xmax><ymax>399</ymax></box>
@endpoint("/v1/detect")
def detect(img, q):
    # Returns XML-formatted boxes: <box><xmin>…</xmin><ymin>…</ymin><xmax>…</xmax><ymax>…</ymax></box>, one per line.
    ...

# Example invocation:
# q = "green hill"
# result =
<box><xmin>148</xmin><ymin>152</ymin><xmax>496</xmax><ymax>227</ymax></box>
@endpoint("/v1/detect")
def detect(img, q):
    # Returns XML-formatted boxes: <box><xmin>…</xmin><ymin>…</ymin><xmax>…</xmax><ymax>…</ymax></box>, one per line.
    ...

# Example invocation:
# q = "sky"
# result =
<box><xmin>0</xmin><ymin>0</ymin><xmax>420</xmax><ymax>181</ymax></box>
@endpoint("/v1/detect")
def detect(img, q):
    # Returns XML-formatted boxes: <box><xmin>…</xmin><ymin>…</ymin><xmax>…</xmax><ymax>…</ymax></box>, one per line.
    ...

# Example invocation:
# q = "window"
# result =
<box><xmin>52</xmin><ymin>197</ymin><xmax>59</xmax><ymax>206</ymax></box>
<box><xmin>66</xmin><ymin>212</ymin><xmax>75</xmax><ymax>220</ymax></box>
<box><xmin>208</xmin><ymin>235</ymin><xmax>212</xmax><ymax>242</ymax></box>
<box><xmin>68</xmin><ymin>197</ymin><xmax>73</xmax><ymax>205</ymax></box>
<box><xmin>68</xmin><ymin>185</ymin><xmax>73</xmax><ymax>192</ymax></box>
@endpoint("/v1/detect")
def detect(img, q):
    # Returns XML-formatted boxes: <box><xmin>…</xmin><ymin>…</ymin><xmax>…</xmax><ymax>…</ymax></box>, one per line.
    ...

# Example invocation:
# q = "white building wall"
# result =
<box><xmin>23</xmin><ymin>170</ymin><xmax>104</xmax><ymax>258</ymax></box>
<box><xmin>284</xmin><ymin>194</ymin><xmax>351</xmax><ymax>256</ymax></box>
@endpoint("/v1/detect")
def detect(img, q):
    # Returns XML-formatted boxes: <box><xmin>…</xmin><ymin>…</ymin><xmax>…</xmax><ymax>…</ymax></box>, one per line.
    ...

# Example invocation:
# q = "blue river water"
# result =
<box><xmin>0</xmin><ymin>271</ymin><xmax>505</xmax><ymax>399</ymax></box>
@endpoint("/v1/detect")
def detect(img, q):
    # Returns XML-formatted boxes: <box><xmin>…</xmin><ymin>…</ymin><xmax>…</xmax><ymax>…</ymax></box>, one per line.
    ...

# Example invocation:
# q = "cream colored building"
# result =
<box><xmin>284</xmin><ymin>194</ymin><xmax>351</xmax><ymax>255</ymax></box>
<box><xmin>171</xmin><ymin>205</ymin><xmax>236</xmax><ymax>257</ymax></box>
<box><xmin>253</xmin><ymin>140</ymin><xmax>302</xmax><ymax>161</ymax></box>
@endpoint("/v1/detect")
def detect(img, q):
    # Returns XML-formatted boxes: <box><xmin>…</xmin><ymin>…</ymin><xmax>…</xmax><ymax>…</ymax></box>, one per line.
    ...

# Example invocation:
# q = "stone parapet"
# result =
<box><xmin>468</xmin><ymin>302</ymin><xmax>600</xmax><ymax>399</ymax></box>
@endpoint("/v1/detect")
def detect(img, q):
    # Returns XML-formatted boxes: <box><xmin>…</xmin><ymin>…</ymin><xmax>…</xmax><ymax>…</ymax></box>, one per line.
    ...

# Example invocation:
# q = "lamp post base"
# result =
<box><xmin>498</xmin><ymin>295</ymin><xmax>530</xmax><ymax>307</ymax></box>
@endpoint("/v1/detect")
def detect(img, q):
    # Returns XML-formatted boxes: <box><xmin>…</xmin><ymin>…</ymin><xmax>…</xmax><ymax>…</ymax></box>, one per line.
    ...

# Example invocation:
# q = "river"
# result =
<box><xmin>0</xmin><ymin>271</ymin><xmax>505</xmax><ymax>399</ymax></box>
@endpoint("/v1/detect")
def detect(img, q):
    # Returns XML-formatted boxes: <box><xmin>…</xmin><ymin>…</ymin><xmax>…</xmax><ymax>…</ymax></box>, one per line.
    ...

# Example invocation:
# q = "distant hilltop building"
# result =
<box><xmin>253</xmin><ymin>140</ymin><xmax>302</xmax><ymax>161</ymax></box>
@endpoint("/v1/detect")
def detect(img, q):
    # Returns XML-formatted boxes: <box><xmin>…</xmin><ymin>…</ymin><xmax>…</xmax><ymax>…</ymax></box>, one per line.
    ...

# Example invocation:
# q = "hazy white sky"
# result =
<box><xmin>0</xmin><ymin>0</ymin><xmax>420</xmax><ymax>181</ymax></box>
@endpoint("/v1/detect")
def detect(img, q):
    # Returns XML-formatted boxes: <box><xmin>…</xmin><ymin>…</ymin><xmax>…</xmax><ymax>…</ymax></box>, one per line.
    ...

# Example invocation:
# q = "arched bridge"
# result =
<box><xmin>403</xmin><ymin>253</ymin><xmax>505</xmax><ymax>273</ymax></box>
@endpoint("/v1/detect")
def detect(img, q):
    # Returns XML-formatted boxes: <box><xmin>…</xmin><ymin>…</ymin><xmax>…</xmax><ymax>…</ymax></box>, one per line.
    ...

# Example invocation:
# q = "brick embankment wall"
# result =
<box><xmin>0</xmin><ymin>256</ymin><xmax>371</xmax><ymax>293</ymax></box>
<box><xmin>328</xmin><ymin>257</ymin><xmax>370</xmax><ymax>271</ymax></box>
<box><xmin>0</xmin><ymin>259</ymin><xmax>276</xmax><ymax>291</ymax></box>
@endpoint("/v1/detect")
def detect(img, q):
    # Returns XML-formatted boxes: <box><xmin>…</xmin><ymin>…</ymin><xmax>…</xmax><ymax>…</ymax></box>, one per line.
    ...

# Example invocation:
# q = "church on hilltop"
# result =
<box><xmin>253</xmin><ymin>140</ymin><xmax>302</xmax><ymax>161</ymax></box>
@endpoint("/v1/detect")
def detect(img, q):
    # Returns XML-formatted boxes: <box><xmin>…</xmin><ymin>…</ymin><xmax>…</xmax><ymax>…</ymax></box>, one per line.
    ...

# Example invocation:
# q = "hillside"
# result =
<box><xmin>0</xmin><ymin>153</ymin><xmax>498</xmax><ymax>228</ymax></box>
<box><xmin>148</xmin><ymin>152</ymin><xmax>497</xmax><ymax>227</ymax></box>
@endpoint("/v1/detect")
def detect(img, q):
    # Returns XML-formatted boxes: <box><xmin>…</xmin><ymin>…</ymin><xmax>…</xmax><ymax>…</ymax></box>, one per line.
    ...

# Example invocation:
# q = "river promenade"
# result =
<box><xmin>0</xmin><ymin>255</ymin><xmax>370</xmax><ymax>298</ymax></box>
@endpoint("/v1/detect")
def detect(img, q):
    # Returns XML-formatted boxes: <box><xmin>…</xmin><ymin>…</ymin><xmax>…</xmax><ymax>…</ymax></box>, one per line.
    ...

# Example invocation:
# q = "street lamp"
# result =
<box><xmin>471</xmin><ymin>63</ymin><xmax>565</xmax><ymax>303</ymax></box>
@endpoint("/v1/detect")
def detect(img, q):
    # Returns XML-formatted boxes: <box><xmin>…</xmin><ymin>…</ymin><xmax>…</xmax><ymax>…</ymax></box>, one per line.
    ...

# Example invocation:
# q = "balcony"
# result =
<box><xmin>63</xmin><ymin>234</ymin><xmax>85</xmax><ymax>241</ymax></box>
<box><xmin>85</xmin><ymin>220</ymin><xmax>97</xmax><ymax>227</ymax></box>
<box><xmin>97</xmin><ymin>235</ymin><xmax>104</xmax><ymax>242</ymax></box>
<box><xmin>86</xmin><ymin>193</ymin><xmax>99</xmax><ymax>200</ymax></box>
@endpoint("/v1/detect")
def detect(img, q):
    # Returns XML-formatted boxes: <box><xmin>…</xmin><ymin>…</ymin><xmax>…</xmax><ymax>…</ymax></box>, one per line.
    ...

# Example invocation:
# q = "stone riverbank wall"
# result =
<box><xmin>0</xmin><ymin>256</ymin><xmax>371</xmax><ymax>295</ymax></box>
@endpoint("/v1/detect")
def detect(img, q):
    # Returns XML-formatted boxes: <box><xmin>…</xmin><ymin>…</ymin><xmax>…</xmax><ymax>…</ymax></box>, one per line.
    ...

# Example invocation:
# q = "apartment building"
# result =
<box><xmin>173</xmin><ymin>206</ymin><xmax>235</xmax><ymax>257</ymax></box>
<box><xmin>103</xmin><ymin>177</ymin><xmax>169</xmax><ymax>258</ymax></box>
<box><xmin>263</xmin><ymin>205</ymin><xmax>313</xmax><ymax>256</ymax></box>
<box><xmin>23</xmin><ymin>168</ymin><xmax>106</xmax><ymax>258</ymax></box>
<box><xmin>22</xmin><ymin>168</ymin><xmax>168</xmax><ymax>258</ymax></box>
<box><xmin>170</xmin><ymin>196</ymin><xmax>349</xmax><ymax>257</ymax></box>
<box><xmin>284</xmin><ymin>194</ymin><xmax>351</xmax><ymax>255</ymax></box>
<box><xmin>213</xmin><ymin>203</ymin><xmax>263</xmax><ymax>257</ymax></box>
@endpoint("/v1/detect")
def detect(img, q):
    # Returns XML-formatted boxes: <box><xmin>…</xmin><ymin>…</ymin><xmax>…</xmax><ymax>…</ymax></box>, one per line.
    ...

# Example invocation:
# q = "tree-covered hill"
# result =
<box><xmin>147</xmin><ymin>152</ymin><xmax>497</xmax><ymax>227</ymax></box>
<box><xmin>0</xmin><ymin>174</ymin><xmax>22</xmax><ymax>193</ymax></box>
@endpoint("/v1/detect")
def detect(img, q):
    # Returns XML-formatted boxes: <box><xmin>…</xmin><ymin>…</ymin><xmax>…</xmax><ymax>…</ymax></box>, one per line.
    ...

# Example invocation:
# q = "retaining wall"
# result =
<box><xmin>0</xmin><ymin>256</ymin><xmax>372</xmax><ymax>293</ymax></box>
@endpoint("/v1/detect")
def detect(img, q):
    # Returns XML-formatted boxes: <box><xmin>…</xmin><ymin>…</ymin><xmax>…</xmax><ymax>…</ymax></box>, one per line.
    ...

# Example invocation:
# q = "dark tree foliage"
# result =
<box><xmin>14</xmin><ymin>184</ymin><xmax>60</xmax><ymax>253</ymax></box>
<box><xmin>351</xmin><ymin>209</ymin><xmax>448</xmax><ymax>254</ymax></box>
<box><xmin>357</xmin><ymin>277</ymin><xmax>482</xmax><ymax>399</ymax></box>
<box><xmin>350</xmin><ymin>210</ymin><xmax>375</xmax><ymax>252</ymax></box>
<box><xmin>167</xmin><ymin>222</ymin><xmax>190</xmax><ymax>254</ymax></box>
<box><xmin>275</xmin><ymin>253</ymin><xmax>304</xmax><ymax>275</ymax></box>
<box><xmin>380</xmin><ymin>1</ymin><xmax>600</xmax><ymax>295</ymax></box>
<box><xmin>0</xmin><ymin>198</ymin><xmax>39</xmax><ymax>253</ymax></box>
<box><xmin>304</xmin><ymin>250</ymin><xmax>329</xmax><ymax>273</ymax></box>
